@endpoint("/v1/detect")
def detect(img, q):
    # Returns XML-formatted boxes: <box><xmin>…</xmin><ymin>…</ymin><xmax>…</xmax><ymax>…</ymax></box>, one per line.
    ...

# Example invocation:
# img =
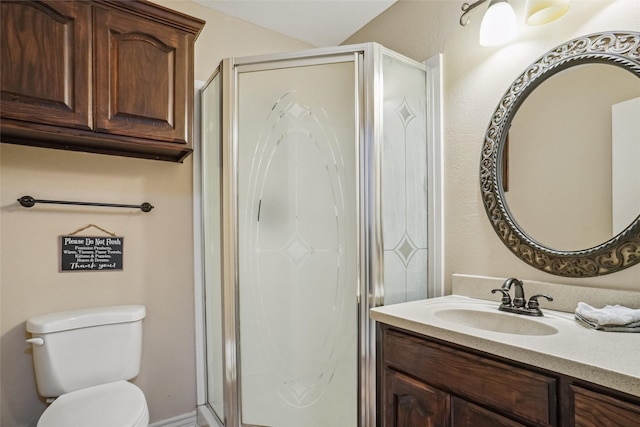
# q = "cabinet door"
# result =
<box><xmin>571</xmin><ymin>385</ymin><xmax>640</xmax><ymax>427</ymax></box>
<box><xmin>384</xmin><ymin>369</ymin><xmax>450</xmax><ymax>427</ymax></box>
<box><xmin>93</xmin><ymin>4</ymin><xmax>191</xmax><ymax>145</ymax></box>
<box><xmin>451</xmin><ymin>397</ymin><xmax>526</xmax><ymax>427</ymax></box>
<box><xmin>1</xmin><ymin>1</ymin><xmax>91</xmax><ymax>129</ymax></box>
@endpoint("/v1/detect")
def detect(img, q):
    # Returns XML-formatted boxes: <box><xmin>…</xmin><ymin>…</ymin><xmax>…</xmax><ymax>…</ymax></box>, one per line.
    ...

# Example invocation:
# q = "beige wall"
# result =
<box><xmin>152</xmin><ymin>0</ymin><xmax>312</xmax><ymax>82</ymax></box>
<box><xmin>345</xmin><ymin>0</ymin><xmax>640</xmax><ymax>293</ymax></box>
<box><xmin>0</xmin><ymin>2</ymin><xmax>310</xmax><ymax>426</ymax></box>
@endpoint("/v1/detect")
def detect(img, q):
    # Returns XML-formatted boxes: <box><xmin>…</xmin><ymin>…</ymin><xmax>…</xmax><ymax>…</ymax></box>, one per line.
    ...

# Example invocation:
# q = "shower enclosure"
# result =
<box><xmin>200</xmin><ymin>43</ymin><xmax>433</xmax><ymax>427</ymax></box>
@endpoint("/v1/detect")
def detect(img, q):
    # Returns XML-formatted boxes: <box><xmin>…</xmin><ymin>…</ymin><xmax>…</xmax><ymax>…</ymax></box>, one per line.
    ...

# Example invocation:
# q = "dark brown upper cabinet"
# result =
<box><xmin>0</xmin><ymin>0</ymin><xmax>205</xmax><ymax>162</ymax></box>
<box><xmin>1</xmin><ymin>1</ymin><xmax>92</xmax><ymax>130</ymax></box>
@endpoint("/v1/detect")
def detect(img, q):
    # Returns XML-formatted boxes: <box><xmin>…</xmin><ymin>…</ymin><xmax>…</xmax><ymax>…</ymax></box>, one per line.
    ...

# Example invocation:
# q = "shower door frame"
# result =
<box><xmin>201</xmin><ymin>43</ymin><xmax>435</xmax><ymax>427</ymax></box>
<box><xmin>221</xmin><ymin>44</ymin><xmax>380</xmax><ymax>427</ymax></box>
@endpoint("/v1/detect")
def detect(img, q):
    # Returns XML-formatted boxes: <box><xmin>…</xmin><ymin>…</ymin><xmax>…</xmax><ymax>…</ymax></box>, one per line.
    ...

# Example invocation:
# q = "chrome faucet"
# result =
<box><xmin>491</xmin><ymin>278</ymin><xmax>553</xmax><ymax>317</ymax></box>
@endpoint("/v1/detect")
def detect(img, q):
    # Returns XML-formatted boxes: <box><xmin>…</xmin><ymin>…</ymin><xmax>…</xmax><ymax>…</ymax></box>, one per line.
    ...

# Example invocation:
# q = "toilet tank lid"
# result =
<box><xmin>27</xmin><ymin>305</ymin><xmax>146</xmax><ymax>334</ymax></box>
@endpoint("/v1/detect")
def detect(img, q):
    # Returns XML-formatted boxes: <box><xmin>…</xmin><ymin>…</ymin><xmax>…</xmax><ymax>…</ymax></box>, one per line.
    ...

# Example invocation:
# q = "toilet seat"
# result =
<box><xmin>37</xmin><ymin>380</ymin><xmax>149</xmax><ymax>427</ymax></box>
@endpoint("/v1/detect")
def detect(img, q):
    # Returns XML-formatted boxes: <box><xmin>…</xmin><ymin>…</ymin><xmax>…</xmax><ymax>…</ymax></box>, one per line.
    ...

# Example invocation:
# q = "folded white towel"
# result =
<box><xmin>575</xmin><ymin>302</ymin><xmax>640</xmax><ymax>326</ymax></box>
<box><xmin>575</xmin><ymin>312</ymin><xmax>640</xmax><ymax>332</ymax></box>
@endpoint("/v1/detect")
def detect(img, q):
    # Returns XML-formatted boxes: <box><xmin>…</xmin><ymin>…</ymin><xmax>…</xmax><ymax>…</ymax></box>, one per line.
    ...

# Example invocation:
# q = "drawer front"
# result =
<box><xmin>383</xmin><ymin>327</ymin><xmax>557</xmax><ymax>426</ymax></box>
<box><xmin>571</xmin><ymin>385</ymin><xmax>640</xmax><ymax>427</ymax></box>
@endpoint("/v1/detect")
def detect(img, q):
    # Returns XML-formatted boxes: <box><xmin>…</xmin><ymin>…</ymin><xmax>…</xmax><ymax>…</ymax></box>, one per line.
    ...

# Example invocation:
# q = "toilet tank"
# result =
<box><xmin>26</xmin><ymin>305</ymin><xmax>145</xmax><ymax>397</ymax></box>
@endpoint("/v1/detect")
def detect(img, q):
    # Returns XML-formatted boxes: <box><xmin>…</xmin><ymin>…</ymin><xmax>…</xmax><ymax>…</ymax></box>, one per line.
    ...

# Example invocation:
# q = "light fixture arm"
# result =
<box><xmin>460</xmin><ymin>0</ymin><xmax>490</xmax><ymax>26</ymax></box>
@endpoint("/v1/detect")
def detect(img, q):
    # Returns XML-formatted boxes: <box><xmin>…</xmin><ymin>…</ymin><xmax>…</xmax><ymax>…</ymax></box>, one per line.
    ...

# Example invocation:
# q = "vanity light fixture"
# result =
<box><xmin>460</xmin><ymin>0</ymin><xmax>518</xmax><ymax>46</ymax></box>
<box><xmin>480</xmin><ymin>0</ymin><xmax>517</xmax><ymax>46</ymax></box>
<box><xmin>460</xmin><ymin>0</ymin><xmax>570</xmax><ymax>46</ymax></box>
<box><xmin>525</xmin><ymin>0</ymin><xmax>570</xmax><ymax>26</ymax></box>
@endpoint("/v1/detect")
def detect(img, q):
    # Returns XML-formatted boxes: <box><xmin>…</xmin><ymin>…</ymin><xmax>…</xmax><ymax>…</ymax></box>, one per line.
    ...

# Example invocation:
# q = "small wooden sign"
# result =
<box><xmin>60</xmin><ymin>236</ymin><xmax>124</xmax><ymax>272</ymax></box>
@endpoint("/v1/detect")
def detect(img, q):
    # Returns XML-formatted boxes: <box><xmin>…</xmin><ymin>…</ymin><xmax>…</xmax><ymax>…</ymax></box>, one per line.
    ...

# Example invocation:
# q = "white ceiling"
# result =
<box><xmin>193</xmin><ymin>0</ymin><xmax>397</xmax><ymax>47</ymax></box>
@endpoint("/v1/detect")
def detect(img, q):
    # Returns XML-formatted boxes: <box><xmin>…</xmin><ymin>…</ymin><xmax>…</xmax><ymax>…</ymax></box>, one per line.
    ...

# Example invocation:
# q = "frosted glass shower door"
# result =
<box><xmin>237</xmin><ymin>60</ymin><xmax>358</xmax><ymax>427</ymax></box>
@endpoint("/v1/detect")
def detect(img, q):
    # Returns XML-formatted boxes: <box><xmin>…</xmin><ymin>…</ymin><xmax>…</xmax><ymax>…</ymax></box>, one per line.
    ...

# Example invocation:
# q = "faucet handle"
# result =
<box><xmin>491</xmin><ymin>288</ymin><xmax>512</xmax><ymax>306</ymax></box>
<box><xmin>527</xmin><ymin>294</ymin><xmax>553</xmax><ymax>309</ymax></box>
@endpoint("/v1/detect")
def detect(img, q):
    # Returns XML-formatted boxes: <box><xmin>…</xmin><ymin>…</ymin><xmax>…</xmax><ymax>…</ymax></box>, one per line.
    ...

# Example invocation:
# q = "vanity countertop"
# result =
<box><xmin>371</xmin><ymin>295</ymin><xmax>640</xmax><ymax>397</ymax></box>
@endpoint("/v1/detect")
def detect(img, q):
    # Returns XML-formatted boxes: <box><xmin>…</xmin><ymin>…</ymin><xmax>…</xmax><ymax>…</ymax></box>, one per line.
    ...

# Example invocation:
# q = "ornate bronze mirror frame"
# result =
<box><xmin>481</xmin><ymin>31</ymin><xmax>640</xmax><ymax>277</ymax></box>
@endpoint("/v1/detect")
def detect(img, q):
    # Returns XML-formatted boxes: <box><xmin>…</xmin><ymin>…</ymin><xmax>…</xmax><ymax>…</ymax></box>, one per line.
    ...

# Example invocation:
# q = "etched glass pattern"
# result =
<box><xmin>382</xmin><ymin>54</ymin><xmax>429</xmax><ymax>305</ymax></box>
<box><xmin>237</xmin><ymin>62</ymin><xmax>357</xmax><ymax>427</ymax></box>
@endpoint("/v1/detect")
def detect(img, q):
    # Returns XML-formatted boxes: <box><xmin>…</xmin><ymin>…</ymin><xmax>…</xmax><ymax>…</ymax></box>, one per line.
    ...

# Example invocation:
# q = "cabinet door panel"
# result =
<box><xmin>451</xmin><ymin>397</ymin><xmax>526</xmax><ymax>427</ymax></box>
<box><xmin>93</xmin><ymin>5</ymin><xmax>190</xmax><ymax>144</ymax></box>
<box><xmin>384</xmin><ymin>369</ymin><xmax>450</xmax><ymax>427</ymax></box>
<box><xmin>0</xmin><ymin>0</ymin><xmax>91</xmax><ymax>129</ymax></box>
<box><xmin>571</xmin><ymin>385</ymin><xmax>640</xmax><ymax>427</ymax></box>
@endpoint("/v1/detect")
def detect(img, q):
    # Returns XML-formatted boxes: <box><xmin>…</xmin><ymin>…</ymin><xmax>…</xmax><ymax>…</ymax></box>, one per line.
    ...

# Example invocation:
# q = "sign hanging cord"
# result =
<box><xmin>68</xmin><ymin>224</ymin><xmax>117</xmax><ymax>236</ymax></box>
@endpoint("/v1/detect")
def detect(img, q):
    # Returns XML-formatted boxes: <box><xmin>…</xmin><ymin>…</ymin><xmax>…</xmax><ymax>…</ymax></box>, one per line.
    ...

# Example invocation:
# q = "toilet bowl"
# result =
<box><xmin>37</xmin><ymin>381</ymin><xmax>149</xmax><ymax>427</ymax></box>
<box><xmin>26</xmin><ymin>305</ymin><xmax>149</xmax><ymax>427</ymax></box>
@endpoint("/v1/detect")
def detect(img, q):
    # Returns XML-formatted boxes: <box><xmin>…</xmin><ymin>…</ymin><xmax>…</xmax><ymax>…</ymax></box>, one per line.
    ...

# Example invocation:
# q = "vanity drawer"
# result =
<box><xmin>570</xmin><ymin>385</ymin><xmax>640</xmax><ymax>427</ymax></box>
<box><xmin>383</xmin><ymin>328</ymin><xmax>557</xmax><ymax>426</ymax></box>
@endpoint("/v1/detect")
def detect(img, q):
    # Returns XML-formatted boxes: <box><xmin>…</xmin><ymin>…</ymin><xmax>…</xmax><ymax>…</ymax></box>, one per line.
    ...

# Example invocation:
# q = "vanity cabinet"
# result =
<box><xmin>0</xmin><ymin>0</ymin><xmax>205</xmax><ymax>162</ymax></box>
<box><xmin>380</xmin><ymin>325</ymin><xmax>640</xmax><ymax>427</ymax></box>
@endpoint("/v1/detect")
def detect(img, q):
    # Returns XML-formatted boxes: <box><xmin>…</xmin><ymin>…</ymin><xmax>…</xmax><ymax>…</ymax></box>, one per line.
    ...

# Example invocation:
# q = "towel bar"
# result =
<box><xmin>17</xmin><ymin>196</ymin><xmax>154</xmax><ymax>212</ymax></box>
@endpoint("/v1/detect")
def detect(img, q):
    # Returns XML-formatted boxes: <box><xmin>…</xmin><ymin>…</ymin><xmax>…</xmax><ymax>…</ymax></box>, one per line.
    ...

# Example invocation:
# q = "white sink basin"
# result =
<box><xmin>433</xmin><ymin>307</ymin><xmax>559</xmax><ymax>336</ymax></box>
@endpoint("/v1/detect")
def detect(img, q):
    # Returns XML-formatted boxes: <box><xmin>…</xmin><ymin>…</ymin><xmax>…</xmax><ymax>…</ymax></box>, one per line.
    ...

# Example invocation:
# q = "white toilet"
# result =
<box><xmin>26</xmin><ymin>305</ymin><xmax>149</xmax><ymax>427</ymax></box>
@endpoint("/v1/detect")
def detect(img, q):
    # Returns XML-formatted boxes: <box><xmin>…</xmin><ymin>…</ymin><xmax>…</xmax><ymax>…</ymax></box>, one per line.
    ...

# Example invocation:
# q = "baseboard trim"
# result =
<box><xmin>149</xmin><ymin>410</ymin><xmax>197</xmax><ymax>427</ymax></box>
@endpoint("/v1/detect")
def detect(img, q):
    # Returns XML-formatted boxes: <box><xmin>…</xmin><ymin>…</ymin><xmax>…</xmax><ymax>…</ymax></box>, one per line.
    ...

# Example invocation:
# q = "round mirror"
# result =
<box><xmin>506</xmin><ymin>63</ymin><xmax>640</xmax><ymax>251</ymax></box>
<box><xmin>481</xmin><ymin>31</ymin><xmax>640</xmax><ymax>277</ymax></box>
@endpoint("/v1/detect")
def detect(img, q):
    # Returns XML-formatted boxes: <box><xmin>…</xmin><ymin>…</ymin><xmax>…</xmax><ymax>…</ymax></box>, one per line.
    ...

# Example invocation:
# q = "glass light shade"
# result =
<box><xmin>525</xmin><ymin>0</ymin><xmax>570</xmax><ymax>26</ymax></box>
<box><xmin>479</xmin><ymin>0</ymin><xmax>517</xmax><ymax>47</ymax></box>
